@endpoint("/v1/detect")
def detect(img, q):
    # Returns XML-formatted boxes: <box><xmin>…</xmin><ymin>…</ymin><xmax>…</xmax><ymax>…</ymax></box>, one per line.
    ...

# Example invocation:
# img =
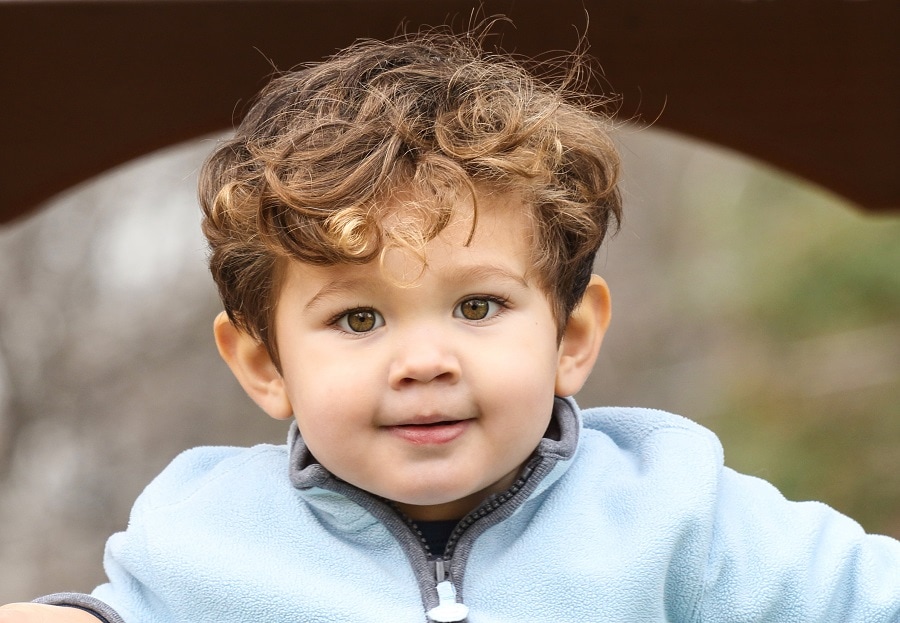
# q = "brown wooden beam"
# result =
<box><xmin>1</xmin><ymin>0</ymin><xmax>897</xmax><ymax>224</ymax></box>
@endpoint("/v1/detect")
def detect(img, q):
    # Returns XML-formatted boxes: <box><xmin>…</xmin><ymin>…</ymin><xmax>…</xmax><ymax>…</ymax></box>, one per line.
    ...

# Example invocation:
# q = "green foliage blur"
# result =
<box><xmin>683</xmin><ymin>163</ymin><xmax>900</xmax><ymax>538</ymax></box>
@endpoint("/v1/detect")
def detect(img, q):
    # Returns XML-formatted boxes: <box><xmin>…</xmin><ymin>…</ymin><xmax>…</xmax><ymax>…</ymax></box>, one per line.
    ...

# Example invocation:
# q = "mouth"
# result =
<box><xmin>387</xmin><ymin>418</ymin><xmax>471</xmax><ymax>445</ymax></box>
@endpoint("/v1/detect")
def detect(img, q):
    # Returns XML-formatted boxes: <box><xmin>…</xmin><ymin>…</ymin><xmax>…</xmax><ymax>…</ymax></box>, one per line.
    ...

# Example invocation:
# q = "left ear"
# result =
<box><xmin>555</xmin><ymin>275</ymin><xmax>612</xmax><ymax>397</ymax></box>
<box><xmin>213</xmin><ymin>311</ymin><xmax>294</xmax><ymax>421</ymax></box>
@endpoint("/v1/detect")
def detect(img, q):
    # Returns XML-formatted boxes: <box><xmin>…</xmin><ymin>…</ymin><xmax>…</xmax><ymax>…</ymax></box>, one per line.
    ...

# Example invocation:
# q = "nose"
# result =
<box><xmin>388</xmin><ymin>329</ymin><xmax>461</xmax><ymax>388</ymax></box>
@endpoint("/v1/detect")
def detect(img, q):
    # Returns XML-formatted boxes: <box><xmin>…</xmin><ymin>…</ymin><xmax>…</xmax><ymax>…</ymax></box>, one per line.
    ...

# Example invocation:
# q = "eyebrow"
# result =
<box><xmin>304</xmin><ymin>277</ymin><xmax>375</xmax><ymax>311</ymax></box>
<box><xmin>440</xmin><ymin>264</ymin><xmax>530</xmax><ymax>290</ymax></box>
<box><xmin>303</xmin><ymin>264</ymin><xmax>530</xmax><ymax>311</ymax></box>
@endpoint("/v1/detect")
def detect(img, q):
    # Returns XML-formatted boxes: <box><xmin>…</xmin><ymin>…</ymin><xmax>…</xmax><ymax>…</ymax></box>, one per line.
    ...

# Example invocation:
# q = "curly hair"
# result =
<box><xmin>199</xmin><ymin>27</ymin><xmax>622</xmax><ymax>365</ymax></box>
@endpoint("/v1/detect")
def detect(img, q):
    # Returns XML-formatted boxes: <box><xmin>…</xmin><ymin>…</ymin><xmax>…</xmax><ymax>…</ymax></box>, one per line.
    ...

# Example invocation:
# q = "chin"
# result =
<box><xmin>385</xmin><ymin>483</ymin><xmax>472</xmax><ymax>506</ymax></box>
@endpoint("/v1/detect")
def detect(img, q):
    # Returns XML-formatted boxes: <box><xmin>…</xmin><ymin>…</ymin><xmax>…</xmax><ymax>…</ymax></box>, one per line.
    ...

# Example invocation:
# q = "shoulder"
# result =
<box><xmin>578</xmin><ymin>405</ymin><xmax>725</xmax><ymax>467</ymax></box>
<box><xmin>134</xmin><ymin>443</ymin><xmax>291</xmax><ymax>512</ymax></box>
<box><xmin>560</xmin><ymin>405</ymin><xmax>728</xmax><ymax>538</ymax></box>
<box><xmin>569</xmin><ymin>407</ymin><xmax>900</xmax><ymax>619</ymax></box>
<box><xmin>567</xmin><ymin>406</ymin><xmax>727</xmax><ymax>566</ymax></box>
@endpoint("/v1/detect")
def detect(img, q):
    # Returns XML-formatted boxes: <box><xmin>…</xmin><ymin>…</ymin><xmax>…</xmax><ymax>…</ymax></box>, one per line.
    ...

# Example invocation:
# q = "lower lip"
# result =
<box><xmin>388</xmin><ymin>420</ymin><xmax>470</xmax><ymax>445</ymax></box>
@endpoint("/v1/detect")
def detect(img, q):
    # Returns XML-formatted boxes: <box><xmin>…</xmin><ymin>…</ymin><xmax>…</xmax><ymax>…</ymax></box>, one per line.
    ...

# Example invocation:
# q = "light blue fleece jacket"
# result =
<box><xmin>40</xmin><ymin>398</ymin><xmax>900</xmax><ymax>622</ymax></box>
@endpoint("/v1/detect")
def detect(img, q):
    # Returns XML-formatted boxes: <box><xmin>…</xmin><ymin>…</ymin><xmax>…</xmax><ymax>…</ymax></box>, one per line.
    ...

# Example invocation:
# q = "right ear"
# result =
<box><xmin>213</xmin><ymin>311</ymin><xmax>293</xmax><ymax>420</ymax></box>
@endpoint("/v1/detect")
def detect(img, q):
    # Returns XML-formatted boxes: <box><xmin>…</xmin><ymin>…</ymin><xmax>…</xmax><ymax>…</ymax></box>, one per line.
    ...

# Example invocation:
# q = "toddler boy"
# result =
<box><xmin>2</xmin><ymin>28</ymin><xmax>899</xmax><ymax>623</ymax></box>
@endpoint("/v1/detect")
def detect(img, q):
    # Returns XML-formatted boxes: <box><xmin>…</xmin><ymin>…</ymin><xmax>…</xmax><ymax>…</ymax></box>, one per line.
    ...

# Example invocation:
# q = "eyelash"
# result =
<box><xmin>454</xmin><ymin>295</ymin><xmax>510</xmax><ymax>322</ymax></box>
<box><xmin>327</xmin><ymin>295</ymin><xmax>511</xmax><ymax>334</ymax></box>
<box><xmin>328</xmin><ymin>307</ymin><xmax>384</xmax><ymax>334</ymax></box>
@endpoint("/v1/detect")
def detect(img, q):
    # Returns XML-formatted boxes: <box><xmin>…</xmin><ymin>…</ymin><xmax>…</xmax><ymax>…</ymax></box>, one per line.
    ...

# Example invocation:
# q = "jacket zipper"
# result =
<box><xmin>394</xmin><ymin>458</ymin><xmax>538</xmax><ymax>622</ymax></box>
<box><xmin>427</xmin><ymin>558</ymin><xmax>469</xmax><ymax>622</ymax></box>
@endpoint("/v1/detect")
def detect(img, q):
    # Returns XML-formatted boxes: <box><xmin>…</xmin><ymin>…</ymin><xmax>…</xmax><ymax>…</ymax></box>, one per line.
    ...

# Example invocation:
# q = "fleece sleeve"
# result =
<box><xmin>695</xmin><ymin>466</ymin><xmax>900</xmax><ymax>622</ymax></box>
<box><xmin>35</xmin><ymin>445</ymin><xmax>259</xmax><ymax>623</ymax></box>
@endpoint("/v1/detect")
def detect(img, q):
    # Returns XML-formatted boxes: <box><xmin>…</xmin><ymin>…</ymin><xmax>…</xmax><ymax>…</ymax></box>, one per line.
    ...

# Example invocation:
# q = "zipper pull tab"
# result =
<box><xmin>427</xmin><ymin>580</ymin><xmax>469</xmax><ymax>622</ymax></box>
<box><xmin>427</xmin><ymin>559</ymin><xmax>468</xmax><ymax>622</ymax></box>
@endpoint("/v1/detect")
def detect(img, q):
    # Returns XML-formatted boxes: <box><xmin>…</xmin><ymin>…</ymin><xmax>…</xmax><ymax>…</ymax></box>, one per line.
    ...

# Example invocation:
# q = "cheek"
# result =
<box><xmin>289</xmin><ymin>387</ymin><xmax>372</xmax><ymax>479</ymax></box>
<box><xmin>283</xmin><ymin>334</ymin><xmax>380</xmax><ymax>398</ymax></box>
<box><xmin>289</xmin><ymin>375</ymin><xmax>380</xmax><ymax>427</ymax></box>
<box><xmin>472</xmin><ymin>336</ymin><xmax>559</xmax><ymax>416</ymax></box>
<box><xmin>485</xmin><ymin>322</ymin><xmax>560</xmax><ymax>381</ymax></box>
<box><xmin>281</xmin><ymin>354</ymin><xmax>381</xmax><ymax>441</ymax></box>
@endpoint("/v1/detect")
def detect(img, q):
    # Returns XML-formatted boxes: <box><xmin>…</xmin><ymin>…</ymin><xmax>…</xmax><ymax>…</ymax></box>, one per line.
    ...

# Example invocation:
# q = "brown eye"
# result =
<box><xmin>458</xmin><ymin>298</ymin><xmax>490</xmax><ymax>320</ymax></box>
<box><xmin>340</xmin><ymin>309</ymin><xmax>382</xmax><ymax>333</ymax></box>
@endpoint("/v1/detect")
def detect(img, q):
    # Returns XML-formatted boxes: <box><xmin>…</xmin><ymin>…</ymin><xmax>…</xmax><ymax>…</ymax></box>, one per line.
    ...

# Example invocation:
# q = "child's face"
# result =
<box><xmin>225</xmin><ymin>191</ymin><xmax>607</xmax><ymax>521</ymax></box>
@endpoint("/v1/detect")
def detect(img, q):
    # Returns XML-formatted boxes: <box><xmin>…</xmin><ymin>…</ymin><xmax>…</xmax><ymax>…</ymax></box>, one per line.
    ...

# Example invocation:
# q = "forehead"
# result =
<box><xmin>380</xmin><ymin>183</ymin><xmax>533</xmax><ymax>237</ymax></box>
<box><xmin>387</xmin><ymin>187</ymin><xmax>538</xmax><ymax>271</ymax></box>
<box><xmin>287</xmin><ymin>190</ymin><xmax>539</xmax><ymax>292</ymax></box>
<box><xmin>439</xmin><ymin>189</ymin><xmax>533</xmax><ymax>246</ymax></box>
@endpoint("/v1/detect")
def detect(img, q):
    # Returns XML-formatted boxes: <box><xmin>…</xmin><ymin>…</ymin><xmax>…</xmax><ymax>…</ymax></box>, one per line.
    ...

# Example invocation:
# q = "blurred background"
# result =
<box><xmin>0</xmin><ymin>0</ymin><xmax>897</xmax><ymax>605</ymax></box>
<box><xmin>0</xmin><ymin>125</ymin><xmax>897</xmax><ymax>602</ymax></box>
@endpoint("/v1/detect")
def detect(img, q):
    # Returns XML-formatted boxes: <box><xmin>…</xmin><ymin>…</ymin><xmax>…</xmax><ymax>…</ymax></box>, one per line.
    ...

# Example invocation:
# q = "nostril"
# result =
<box><xmin>398</xmin><ymin>370</ymin><xmax>455</xmax><ymax>385</ymax></box>
<box><xmin>390</xmin><ymin>357</ymin><xmax>461</xmax><ymax>387</ymax></box>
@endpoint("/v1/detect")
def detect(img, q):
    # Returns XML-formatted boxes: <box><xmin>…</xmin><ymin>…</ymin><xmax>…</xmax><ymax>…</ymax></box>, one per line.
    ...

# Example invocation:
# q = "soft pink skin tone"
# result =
<box><xmin>215</xmin><ymin>191</ymin><xmax>610</xmax><ymax>521</ymax></box>
<box><xmin>0</xmin><ymin>603</ymin><xmax>100</xmax><ymax>622</ymax></box>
